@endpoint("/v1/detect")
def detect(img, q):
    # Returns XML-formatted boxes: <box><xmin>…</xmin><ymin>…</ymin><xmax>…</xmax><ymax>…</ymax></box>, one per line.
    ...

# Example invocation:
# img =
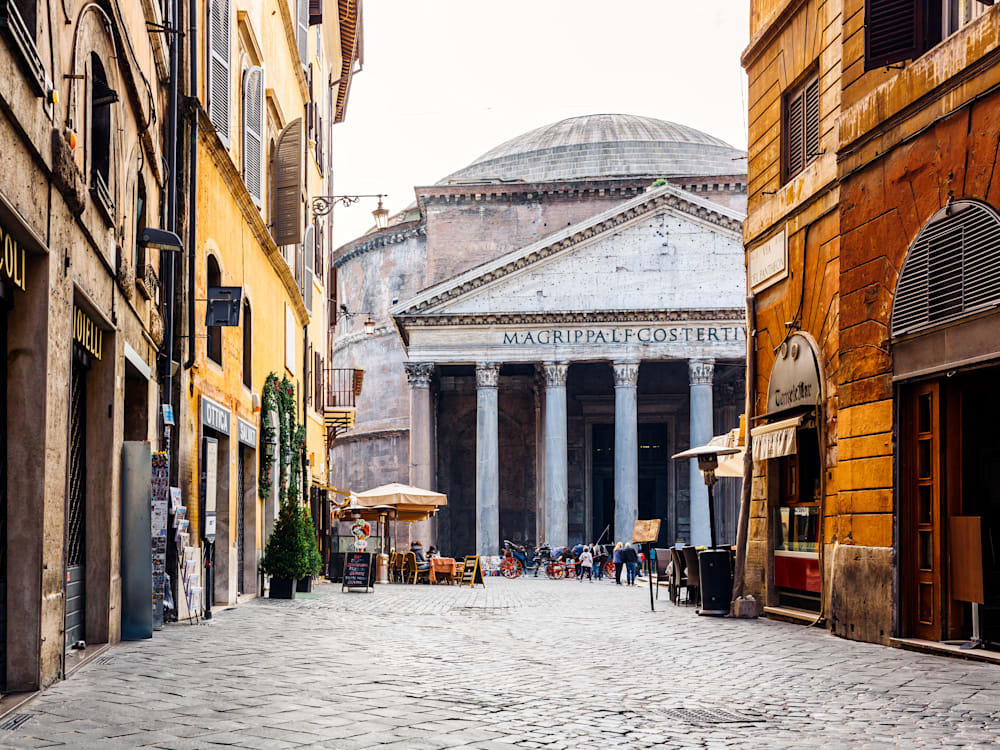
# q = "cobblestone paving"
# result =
<box><xmin>3</xmin><ymin>577</ymin><xmax>1000</xmax><ymax>749</ymax></box>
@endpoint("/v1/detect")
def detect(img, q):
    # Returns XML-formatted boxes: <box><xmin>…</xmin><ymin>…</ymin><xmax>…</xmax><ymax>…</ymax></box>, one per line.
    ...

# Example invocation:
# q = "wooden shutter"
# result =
<box><xmin>271</xmin><ymin>118</ymin><xmax>303</xmax><ymax>246</ymax></box>
<box><xmin>804</xmin><ymin>77</ymin><xmax>820</xmax><ymax>162</ymax></box>
<box><xmin>309</xmin><ymin>0</ymin><xmax>322</xmax><ymax>25</ymax></box>
<box><xmin>303</xmin><ymin>225</ymin><xmax>315</xmax><ymax>314</ymax></box>
<box><xmin>206</xmin><ymin>0</ymin><xmax>231</xmax><ymax>142</ymax></box>
<box><xmin>242</xmin><ymin>66</ymin><xmax>264</xmax><ymax>205</ymax></box>
<box><xmin>865</xmin><ymin>0</ymin><xmax>921</xmax><ymax>70</ymax></box>
<box><xmin>297</xmin><ymin>0</ymin><xmax>309</xmax><ymax>65</ymax></box>
<box><xmin>785</xmin><ymin>90</ymin><xmax>804</xmax><ymax>179</ymax></box>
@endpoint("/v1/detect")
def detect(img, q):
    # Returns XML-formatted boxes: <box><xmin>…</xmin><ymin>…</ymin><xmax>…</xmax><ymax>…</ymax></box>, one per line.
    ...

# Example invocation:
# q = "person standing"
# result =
<box><xmin>578</xmin><ymin>546</ymin><xmax>594</xmax><ymax>582</ymax></box>
<box><xmin>613</xmin><ymin>542</ymin><xmax>624</xmax><ymax>585</ymax></box>
<box><xmin>594</xmin><ymin>545</ymin><xmax>608</xmax><ymax>581</ymax></box>
<box><xmin>623</xmin><ymin>543</ymin><xmax>639</xmax><ymax>586</ymax></box>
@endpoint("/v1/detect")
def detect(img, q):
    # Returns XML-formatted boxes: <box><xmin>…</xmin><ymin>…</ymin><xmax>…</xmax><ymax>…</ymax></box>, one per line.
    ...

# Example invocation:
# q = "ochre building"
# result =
<box><xmin>742</xmin><ymin>0</ymin><xmax>1000</xmax><ymax>653</ymax></box>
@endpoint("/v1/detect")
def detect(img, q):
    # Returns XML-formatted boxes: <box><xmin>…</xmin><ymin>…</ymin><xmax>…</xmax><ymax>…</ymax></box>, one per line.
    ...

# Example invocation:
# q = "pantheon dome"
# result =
<box><xmin>439</xmin><ymin>113</ymin><xmax>746</xmax><ymax>184</ymax></box>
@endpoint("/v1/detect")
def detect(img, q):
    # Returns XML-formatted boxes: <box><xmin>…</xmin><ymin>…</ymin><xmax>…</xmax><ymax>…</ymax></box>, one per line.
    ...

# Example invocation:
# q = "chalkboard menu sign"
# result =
<box><xmin>459</xmin><ymin>555</ymin><xmax>485</xmax><ymax>588</ymax></box>
<box><xmin>342</xmin><ymin>552</ymin><xmax>375</xmax><ymax>592</ymax></box>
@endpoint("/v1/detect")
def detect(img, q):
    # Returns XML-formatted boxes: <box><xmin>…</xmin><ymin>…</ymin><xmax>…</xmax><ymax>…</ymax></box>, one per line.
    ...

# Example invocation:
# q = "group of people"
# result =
<box><xmin>539</xmin><ymin>541</ymin><xmax>642</xmax><ymax>585</ymax></box>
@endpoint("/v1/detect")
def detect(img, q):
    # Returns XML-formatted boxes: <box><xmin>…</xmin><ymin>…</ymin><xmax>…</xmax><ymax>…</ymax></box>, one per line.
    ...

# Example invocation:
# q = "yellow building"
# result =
<box><xmin>176</xmin><ymin>0</ymin><xmax>361</xmax><ymax>610</ymax></box>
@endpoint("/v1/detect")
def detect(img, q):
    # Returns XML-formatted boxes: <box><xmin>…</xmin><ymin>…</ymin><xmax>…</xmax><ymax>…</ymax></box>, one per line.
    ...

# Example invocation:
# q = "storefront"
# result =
<box><xmin>892</xmin><ymin>200</ymin><xmax>1000</xmax><ymax>649</ymax></box>
<box><xmin>236</xmin><ymin>418</ymin><xmax>258</xmax><ymax>596</ymax></box>
<box><xmin>751</xmin><ymin>332</ymin><xmax>824</xmax><ymax>614</ymax></box>
<box><xmin>200</xmin><ymin>395</ymin><xmax>230</xmax><ymax>606</ymax></box>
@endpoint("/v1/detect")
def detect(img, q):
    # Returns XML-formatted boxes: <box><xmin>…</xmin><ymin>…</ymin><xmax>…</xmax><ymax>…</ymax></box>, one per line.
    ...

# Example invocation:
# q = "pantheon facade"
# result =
<box><xmin>330</xmin><ymin>114</ymin><xmax>747</xmax><ymax>555</ymax></box>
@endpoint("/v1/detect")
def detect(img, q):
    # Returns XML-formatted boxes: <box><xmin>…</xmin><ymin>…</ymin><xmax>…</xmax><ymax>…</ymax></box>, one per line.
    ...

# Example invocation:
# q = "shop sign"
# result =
<box><xmin>73</xmin><ymin>306</ymin><xmax>103</xmax><ymax>360</ymax></box>
<box><xmin>767</xmin><ymin>333</ymin><xmax>821</xmax><ymax>415</ymax></box>
<box><xmin>201</xmin><ymin>395</ymin><xmax>230</xmax><ymax>435</ymax></box>
<box><xmin>0</xmin><ymin>222</ymin><xmax>27</xmax><ymax>292</ymax></box>
<box><xmin>748</xmin><ymin>228</ymin><xmax>787</xmax><ymax>292</ymax></box>
<box><xmin>237</xmin><ymin>418</ymin><xmax>257</xmax><ymax>448</ymax></box>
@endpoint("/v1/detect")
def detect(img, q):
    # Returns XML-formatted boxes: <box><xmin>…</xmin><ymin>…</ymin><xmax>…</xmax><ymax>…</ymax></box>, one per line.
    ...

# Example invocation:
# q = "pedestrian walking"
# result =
<box><xmin>623</xmin><ymin>543</ymin><xmax>639</xmax><ymax>585</ymax></box>
<box><xmin>613</xmin><ymin>542</ymin><xmax>624</xmax><ymax>585</ymax></box>
<box><xmin>578</xmin><ymin>546</ymin><xmax>594</xmax><ymax>581</ymax></box>
<box><xmin>594</xmin><ymin>545</ymin><xmax>607</xmax><ymax>580</ymax></box>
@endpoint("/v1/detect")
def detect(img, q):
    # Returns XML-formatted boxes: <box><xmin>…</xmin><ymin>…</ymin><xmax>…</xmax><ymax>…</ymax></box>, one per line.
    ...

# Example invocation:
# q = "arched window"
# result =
<box><xmin>242</xmin><ymin>299</ymin><xmax>252</xmax><ymax>389</ymax></box>
<box><xmin>89</xmin><ymin>53</ymin><xmax>115</xmax><ymax>200</ymax></box>
<box><xmin>892</xmin><ymin>201</ymin><xmax>1000</xmax><ymax>338</ymax></box>
<box><xmin>206</xmin><ymin>255</ymin><xmax>223</xmax><ymax>365</ymax></box>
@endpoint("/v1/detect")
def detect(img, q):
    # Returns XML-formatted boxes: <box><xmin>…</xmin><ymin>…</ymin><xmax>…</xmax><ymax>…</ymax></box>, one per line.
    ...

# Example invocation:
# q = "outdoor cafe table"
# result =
<box><xmin>429</xmin><ymin>557</ymin><xmax>457</xmax><ymax>584</ymax></box>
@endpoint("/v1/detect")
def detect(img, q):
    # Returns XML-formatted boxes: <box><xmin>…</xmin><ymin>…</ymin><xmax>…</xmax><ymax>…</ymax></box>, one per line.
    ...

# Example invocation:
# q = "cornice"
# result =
<box><xmin>741</xmin><ymin>0</ymin><xmax>809</xmax><ymax>69</ymax></box>
<box><xmin>394</xmin><ymin>185</ymin><xmax>744</xmax><ymax>317</ymax></box>
<box><xmin>197</xmin><ymin>108</ymin><xmax>308</xmax><ymax>326</ymax></box>
<box><xmin>395</xmin><ymin>308</ymin><xmax>745</xmax><ymax>328</ymax></box>
<box><xmin>333</xmin><ymin>221</ymin><xmax>426</xmax><ymax>268</ymax></box>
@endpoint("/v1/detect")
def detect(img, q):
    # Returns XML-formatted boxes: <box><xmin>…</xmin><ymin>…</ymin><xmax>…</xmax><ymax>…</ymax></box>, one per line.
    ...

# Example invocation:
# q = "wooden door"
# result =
<box><xmin>905</xmin><ymin>382</ymin><xmax>943</xmax><ymax>641</ymax></box>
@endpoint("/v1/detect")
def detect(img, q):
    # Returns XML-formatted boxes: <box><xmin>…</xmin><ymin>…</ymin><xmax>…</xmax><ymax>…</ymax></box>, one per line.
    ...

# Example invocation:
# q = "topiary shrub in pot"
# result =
<box><xmin>262</xmin><ymin>500</ymin><xmax>309</xmax><ymax>599</ymax></box>
<box><xmin>296</xmin><ymin>502</ymin><xmax>324</xmax><ymax>592</ymax></box>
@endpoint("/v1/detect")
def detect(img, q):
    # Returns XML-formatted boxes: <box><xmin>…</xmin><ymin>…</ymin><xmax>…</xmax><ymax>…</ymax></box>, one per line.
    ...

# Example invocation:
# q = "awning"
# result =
<box><xmin>750</xmin><ymin>415</ymin><xmax>804</xmax><ymax>461</ymax></box>
<box><xmin>707</xmin><ymin>429</ymin><xmax>745</xmax><ymax>478</ymax></box>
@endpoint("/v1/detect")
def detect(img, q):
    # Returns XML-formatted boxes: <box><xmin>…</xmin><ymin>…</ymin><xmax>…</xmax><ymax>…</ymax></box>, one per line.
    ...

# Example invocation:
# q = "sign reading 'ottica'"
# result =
<box><xmin>0</xmin><ymin>222</ymin><xmax>27</xmax><ymax>292</ymax></box>
<box><xmin>201</xmin><ymin>395</ymin><xmax>230</xmax><ymax>435</ymax></box>
<box><xmin>73</xmin><ymin>306</ymin><xmax>103</xmax><ymax>360</ymax></box>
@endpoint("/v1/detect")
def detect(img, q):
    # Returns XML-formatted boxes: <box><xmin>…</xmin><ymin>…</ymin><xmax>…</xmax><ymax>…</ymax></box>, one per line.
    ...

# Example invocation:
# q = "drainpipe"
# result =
<box><xmin>183</xmin><ymin>0</ymin><xmax>198</xmax><ymax>371</ymax></box>
<box><xmin>732</xmin><ymin>294</ymin><xmax>755</xmax><ymax>607</ymax></box>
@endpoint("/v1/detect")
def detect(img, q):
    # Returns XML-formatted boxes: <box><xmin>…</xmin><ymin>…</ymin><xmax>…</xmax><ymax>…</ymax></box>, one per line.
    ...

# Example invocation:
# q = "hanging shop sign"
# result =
<box><xmin>0</xmin><ymin>220</ymin><xmax>27</xmax><ymax>292</ymax></box>
<box><xmin>200</xmin><ymin>394</ymin><xmax>230</xmax><ymax>435</ymax></box>
<box><xmin>73</xmin><ymin>306</ymin><xmax>103</xmax><ymax>360</ymax></box>
<box><xmin>237</xmin><ymin>417</ymin><xmax>257</xmax><ymax>448</ymax></box>
<box><xmin>767</xmin><ymin>333</ymin><xmax>821</xmax><ymax>415</ymax></box>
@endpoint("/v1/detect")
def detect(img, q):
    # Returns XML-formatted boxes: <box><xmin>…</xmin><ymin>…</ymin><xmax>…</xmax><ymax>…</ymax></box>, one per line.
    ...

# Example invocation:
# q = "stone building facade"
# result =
<box><xmin>742</xmin><ymin>0</ymin><xmax>1000</xmax><ymax>653</ymax></box>
<box><xmin>0</xmin><ymin>0</ymin><xmax>166</xmax><ymax>690</ymax></box>
<box><xmin>330</xmin><ymin>115</ymin><xmax>748</xmax><ymax>556</ymax></box>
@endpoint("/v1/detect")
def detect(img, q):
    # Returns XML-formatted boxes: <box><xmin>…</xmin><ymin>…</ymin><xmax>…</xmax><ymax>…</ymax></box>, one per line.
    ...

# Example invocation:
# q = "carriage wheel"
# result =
<box><xmin>603</xmin><ymin>561</ymin><xmax>616</xmax><ymax>579</ymax></box>
<box><xmin>514</xmin><ymin>560</ymin><xmax>524</xmax><ymax>577</ymax></box>
<box><xmin>500</xmin><ymin>559</ymin><xmax>520</xmax><ymax>578</ymax></box>
<box><xmin>565</xmin><ymin>565</ymin><xmax>576</xmax><ymax>579</ymax></box>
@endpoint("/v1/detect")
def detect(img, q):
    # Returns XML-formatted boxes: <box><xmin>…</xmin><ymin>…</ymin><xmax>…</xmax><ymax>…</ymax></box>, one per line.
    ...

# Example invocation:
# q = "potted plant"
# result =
<box><xmin>262</xmin><ymin>500</ymin><xmax>309</xmax><ymax>599</ymax></box>
<box><xmin>296</xmin><ymin>502</ymin><xmax>323</xmax><ymax>592</ymax></box>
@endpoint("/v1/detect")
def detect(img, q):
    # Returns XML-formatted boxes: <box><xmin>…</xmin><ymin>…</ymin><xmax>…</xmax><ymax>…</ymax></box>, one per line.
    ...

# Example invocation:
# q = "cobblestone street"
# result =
<box><xmin>3</xmin><ymin>577</ymin><xmax>1000</xmax><ymax>749</ymax></box>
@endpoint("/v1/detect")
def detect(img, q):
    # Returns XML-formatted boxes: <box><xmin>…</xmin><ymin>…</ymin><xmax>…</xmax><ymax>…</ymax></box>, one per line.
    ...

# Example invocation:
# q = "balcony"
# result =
<box><xmin>324</xmin><ymin>367</ymin><xmax>363</xmax><ymax>447</ymax></box>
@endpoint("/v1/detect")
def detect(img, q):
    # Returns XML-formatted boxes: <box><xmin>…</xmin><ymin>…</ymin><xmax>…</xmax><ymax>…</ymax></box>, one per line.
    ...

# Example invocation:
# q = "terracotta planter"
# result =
<box><xmin>269</xmin><ymin>577</ymin><xmax>297</xmax><ymax>599</ymax></box>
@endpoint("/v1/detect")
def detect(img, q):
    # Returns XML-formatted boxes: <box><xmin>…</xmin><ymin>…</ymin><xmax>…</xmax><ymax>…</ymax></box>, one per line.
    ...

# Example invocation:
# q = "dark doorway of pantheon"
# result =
<box><xmin>591</xmin><ymin>423</ymin><xmax>669</xmax><ymax>545</ymax></box>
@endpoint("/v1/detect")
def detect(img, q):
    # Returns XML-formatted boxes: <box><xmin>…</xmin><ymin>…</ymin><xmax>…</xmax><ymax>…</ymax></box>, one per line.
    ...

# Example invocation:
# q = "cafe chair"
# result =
<box><xmin>682</xmin><ymin>546</ymin><xmax>700</xmax><ymax>607</ymax></box>
<box><xmin>669</xmin><ymin>547</ymin><xmax>688</xmax><ymax>605</ymax></box>
<box><xmin>403</xmin><ymin>552</ymin><xmax>430</xmax><ymax>584</ymax></box>
<box><xmin>654</xmin><ymin>548</ymin><xmax>671</xmax><ymax>600</ymax></box>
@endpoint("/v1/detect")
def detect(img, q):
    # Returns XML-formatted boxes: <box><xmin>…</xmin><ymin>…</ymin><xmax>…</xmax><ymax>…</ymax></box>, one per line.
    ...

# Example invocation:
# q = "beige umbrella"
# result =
<box><xmin>352</xmin><ymin>482</ymin><xmax>447</xmax><ymax>521</ymax></box>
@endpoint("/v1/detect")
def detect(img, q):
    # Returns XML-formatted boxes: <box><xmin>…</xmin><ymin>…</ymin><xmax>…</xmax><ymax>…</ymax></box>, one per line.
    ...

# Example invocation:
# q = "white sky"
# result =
<box><xmin>329</xmin><ymin>0</ymin><xmax>751</xmax><ymax>247</ymax></box>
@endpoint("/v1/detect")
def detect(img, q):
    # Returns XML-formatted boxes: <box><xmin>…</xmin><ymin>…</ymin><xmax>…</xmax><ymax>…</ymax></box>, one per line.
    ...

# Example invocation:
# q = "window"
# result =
<box><xmin>242</xmin><ymin>299</ymin><xmax>252</xmax><ymax>388</ymax></box>
<box><xmin>1</xmin><ymin>0</ymin><xmax>46</xmax><ymax>94</ymax></box>
<box><xmin>313</xmin><ymin>351</ymin><xmax>322</xmax><ymax>410</ymax></box>
<box><xmin>271</xmin><ymin>119</ymin><xmax>303</xmax><ymax>247</ymax></box>
<box><xmin>296</xmin><ymin>0</ymin><xmax>308</xmax><ymax>67</ymax></box>
<box><xmin>133</xmin><ymin>176</ymin><xmax>147</xmax><ymax>269</ymax></box>
<box><xmin>207</xmin><ymin>0</ymin><xmax>231</xmax><ymax>143</ymax></box>
<box><xmin>783</xmin><ymin>72</ymin><xmax>819</xmax><ymax>182</ymax></box>
<box><xmin>865</xmin><ymin>0</ymin><xmax>993</xmax><ymax>70</ymax></box>
<box><xmin>89</xmin><ymin>53</ymin><xmax>113</xmax><ymax>189</ymax></box>
<box><xmin>242</xmin><ymin>66</ymin><xmax>263</xmax><ymax>205</ymax></box>
<box><xmin>206</xmin><ymin>255</ymin><xmax>223</xmax><ymax>365</ymax></box>
<box><xmin>303</xmin><ymin>224</ymin><xmax>314</xmax><ymax>314</ymax></box>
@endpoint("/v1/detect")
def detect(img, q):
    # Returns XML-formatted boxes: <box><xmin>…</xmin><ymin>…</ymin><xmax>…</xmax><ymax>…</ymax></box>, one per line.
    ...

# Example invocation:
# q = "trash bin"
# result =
<box><xmin>697</xmin><ymin>549</ymin><xmax>732</xmax><ymax>616</ymax></box>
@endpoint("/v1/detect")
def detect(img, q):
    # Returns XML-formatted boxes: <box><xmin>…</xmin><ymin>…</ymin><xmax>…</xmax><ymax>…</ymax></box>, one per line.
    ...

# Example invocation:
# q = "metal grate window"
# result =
<box><xmin>892</xmin><ymin>201</ymin><xmax>1000</xmax><ymax>337</ymax></box>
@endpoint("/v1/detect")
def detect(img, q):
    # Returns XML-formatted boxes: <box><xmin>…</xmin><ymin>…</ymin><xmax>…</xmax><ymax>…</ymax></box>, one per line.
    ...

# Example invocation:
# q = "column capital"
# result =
<box><xmin>611</xmin><ymin>359</ymin><xmax>640</xmax><ymax>388</ymax></box>
<box><xmin>475</xmin><ymin>362</ymin><xmax>500</xmax><ymax>389</ymax></box>
<box><xmin>541</xmin><ymin>361</ymin><xmax>569</xmax><ymax>388</ymax></box>
<box><xmin>404</xmin><ymin>362</ymin><xmax>434</xmax><ymax>388</ymax></box>
<box><xmin>688</xmin><ymin>358</ymin><xmax>715</xmax><ymax>385</ymax></box>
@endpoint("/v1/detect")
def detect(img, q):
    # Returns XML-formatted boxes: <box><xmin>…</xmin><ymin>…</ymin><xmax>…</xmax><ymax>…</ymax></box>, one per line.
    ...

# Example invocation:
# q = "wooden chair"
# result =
<box><xmin>682</xmin><ymin>546</ymin><xmax>700</xmax><ymax>607</ymax></box>
<box><xmin>403</xmin><ymin>552</ymin><xmax>430</xmax><ymax>584</ymax></box>
<box><xmin>654</xmin><ymin>548</ymin><xmax>671</xmax><ymax>600</ymax></box>
<box><xmin>389</xmin><ymin>552</ymin><xmax>402</xmax><ymax>583</ymax></box>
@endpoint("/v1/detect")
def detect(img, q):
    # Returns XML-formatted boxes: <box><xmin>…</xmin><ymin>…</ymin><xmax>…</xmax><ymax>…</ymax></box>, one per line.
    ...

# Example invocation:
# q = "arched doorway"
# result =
<box><xmin>892</xmin><ymin>200</ymin><xmax>1000</xmax><ymax>647</ymax></box>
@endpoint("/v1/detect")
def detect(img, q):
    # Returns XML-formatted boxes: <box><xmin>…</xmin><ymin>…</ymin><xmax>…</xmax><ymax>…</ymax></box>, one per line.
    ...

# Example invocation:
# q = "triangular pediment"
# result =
<box><xmin>391</xmin><ymin>184</ymin><xmax>745</xmax><ymax>326</ymax></box>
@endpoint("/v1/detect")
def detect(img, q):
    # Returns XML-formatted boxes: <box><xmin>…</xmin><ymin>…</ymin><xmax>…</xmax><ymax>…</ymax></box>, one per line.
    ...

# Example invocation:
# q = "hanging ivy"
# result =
<box><xmin>258</xmin><ymin>373</ymin><xmax>306</xmax><ymax>506</ymax></box>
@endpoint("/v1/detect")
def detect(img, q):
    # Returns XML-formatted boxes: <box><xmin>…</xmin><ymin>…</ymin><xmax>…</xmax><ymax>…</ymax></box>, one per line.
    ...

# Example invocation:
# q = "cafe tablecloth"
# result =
<box><xmin>429</xmin><ymin>557</ymin><xmax>457</xmax><ymax>584</ymax></box>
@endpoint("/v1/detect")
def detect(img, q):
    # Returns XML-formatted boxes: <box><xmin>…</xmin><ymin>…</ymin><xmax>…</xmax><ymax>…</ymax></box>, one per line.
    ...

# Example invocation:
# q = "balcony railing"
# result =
<box><xmin>324</xmin><ymin>367</ymin><xmax>363</xmax><ymax>409</ymax></box>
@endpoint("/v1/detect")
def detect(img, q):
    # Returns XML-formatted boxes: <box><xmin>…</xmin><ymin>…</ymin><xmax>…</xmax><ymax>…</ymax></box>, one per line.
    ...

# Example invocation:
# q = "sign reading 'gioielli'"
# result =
<box><xmin>0</xmin><ymin>222</ymin><xmax>28</xmax><ymax>292</ymax></box>
<box><xmin>73</xmin><ymin>306</ymin><xmax>103</xmax><ymax>360</ymax></box>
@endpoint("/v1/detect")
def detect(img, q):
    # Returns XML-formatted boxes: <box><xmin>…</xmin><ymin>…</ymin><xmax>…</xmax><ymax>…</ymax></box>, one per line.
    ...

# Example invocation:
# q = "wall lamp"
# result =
<box><xmin>337</xmin><ymin>304</ymin><xmax>375</xmax><ymax>336</ymax></box>
<box><xmin>311</xmin><ymin>194</ymin><xmax>389</xmax><ymax>230</ymax></box>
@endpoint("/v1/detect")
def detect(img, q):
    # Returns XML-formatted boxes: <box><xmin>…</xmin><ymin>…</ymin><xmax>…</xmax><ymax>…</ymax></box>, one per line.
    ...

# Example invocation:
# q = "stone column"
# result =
<box><xmin>612</xmin><ymin>360</ymin><xmax>640</xmax><ymax>543</ymax></box>
<box><xmin>688</xmin><ymin>358</ymin><xmax>715</xmax><ymax>547</ymax></box>
<box><xmin>475</xmin><ymin>362</ymin><xmax>500</xmax><ymax>556</ymax></box>
<box><xmin>542</xmin><ymin>362</ymin><xmax>569</xmax><ymax>548</ymax></box>
<box><xmin>405</xmin><ymin>362</ymin><xmax>435</xmax><ymax>548</ymax></box>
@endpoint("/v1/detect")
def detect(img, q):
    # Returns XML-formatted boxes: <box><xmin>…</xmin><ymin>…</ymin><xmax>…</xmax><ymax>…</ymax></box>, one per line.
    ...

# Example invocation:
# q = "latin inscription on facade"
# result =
<box><xmin>748</xmin><ymin>227</ymin><xmax>787</xmax><ymax>292</ymax></box>
<box><xmin>501</xmin><ymin>325</ymin><xmax>746</xmax><ymax>346</ymax></box>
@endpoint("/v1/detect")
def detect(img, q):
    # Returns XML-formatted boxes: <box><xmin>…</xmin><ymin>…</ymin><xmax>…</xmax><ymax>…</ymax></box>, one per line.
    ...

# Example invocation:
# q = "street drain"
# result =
<box><xmin>0</xmin><ymin>714</ymin><xmax>33</xmax><ymax>731</ymax></box>
<box><xmin>664</xmin><ymin>707</ymin><xmax>765</xmax><ymax>724</ymax></box>
<box><xmin>96</xmin><ymin>656</ymin><xmax>115</xmax><ymax>665</ymax></box>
